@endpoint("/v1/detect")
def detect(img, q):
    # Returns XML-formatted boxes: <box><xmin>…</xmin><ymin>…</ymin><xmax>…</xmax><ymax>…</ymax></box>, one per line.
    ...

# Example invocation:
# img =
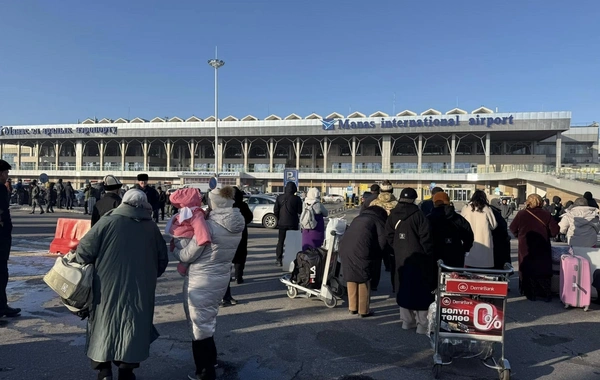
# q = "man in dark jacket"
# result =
<box><xmin>56</xmin><ymin>178</ymin><xmax>65</xmax><ymax>209</ymax></box>
<box><xmin>584</xmin><ymin>192</ymin><xmax>599</xmax><ymax>209</ymax></box>
<box><xmin>339</xmin><ymin>206</ymin><xmax>388</xmax><ymax>317</ymax></box>
<box><xmin>489</xmin><ymin>200</ymin><xmax>512</xmax><ymax>270</ymax></box>
<box><xmin>157</xmin><ymin>187</ymin><xmax>167</xmax><ymax>221</ymax></box>
<box><xmin>0</xmin><ymin>160</ymin><xmax>21</xmax><ymax>317</ymax></box>
<box><xmin>548</xmin><ymin>196</ymin><xmax>563</xmax><ymax>223</ymax></box>
<box><xmin>386</xmin><ymin>187</ymin><xmax>434</xmax><ymax>335</ymax></box>
<box><xmin>359</xmin><ymin>184</ymin><xmax>380</xmax><ymax>213</ymax></box>
<box><xmin>273</xmin><ymin>182</ymin><xmax>303</xmax><ymax>266</ymax></box>
<box><xmin>419</xmin><ymin>186</ymin><xmax>443</xmax><ymax>217</ymax></box>
<box><xmin>64</xmin><ymin>181</ymin><xmax>74</xmax><ymax>210</ymax></box>
<box><xmin>427</xmin><ymin>191</ymin><xmax>474</xmax><ymax>269</ymax></box>
<box><xmin>135</xmin><ymin>174</ymin><xmax>159</xmax><ymax>222</ymax></box>
<box><xmin>499</xmin><ymin>198</ymin><xmax>514</xmax><ymax>221</ymax></box>
<box><xmin>91</xmin><ymin>175</ymin><xmax>123</xmax><ymax>227</ymax></box>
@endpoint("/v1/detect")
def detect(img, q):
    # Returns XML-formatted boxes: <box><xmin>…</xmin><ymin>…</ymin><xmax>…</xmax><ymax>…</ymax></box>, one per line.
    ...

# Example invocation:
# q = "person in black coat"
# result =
<box><xmin>419</xmin><ymin>186</ymin><xmax>444</xmax><ymax>217</ymax></box>
<box><xmin>135</xmin><ymin>173</ymin><xmax>159</xmax><ymax>222</ymax></box>
<box><xmin>222</xmin><ymin>188</ymin><xmax>254</xmax><ymax>306</ymax></box>
<box><xmin>359</xmin><ymin>184</ymin><xmax>380</xmax><ymax>213</ymax></box>
<box><xmin>91</xmin><ymin>175</ymin><xmax>123</xmax><ymax>227</ymax></box>
<box><xmin>273</xmin><ymin>182</ymin><xmax>303</xmax><ymax>266</ymax></box>
<box><xmin>386</xmin><ymin>187</ymin><xmax>435</xmax><ymax>335</ymax></box>
<box><xmin>45</xmin><ymin>182</ymin><xmax>56</xmax><ymax>213</ymax></box>
<box><xmin>64</xmin><ymin>181</ymin><xmax>74</xmax><ymax>210</ymax></box>
<box><xmin>339</xmin><ymin>206</ymin><xmax>388</xmax><ymax>317</ymax></box>
<box><xmin>489</xmin><ymin>202</ymin><xmax>512</xmax><ymax>270</ymax></box>
<box><xmin>427</xmin><ymin>192</ymin><xmax>474</xmax><ymax>269</ymax></box>
<box><xmin>584</xmin><ymin>192</ymin><xmax>599</xmax><ymax>209</ymax></box>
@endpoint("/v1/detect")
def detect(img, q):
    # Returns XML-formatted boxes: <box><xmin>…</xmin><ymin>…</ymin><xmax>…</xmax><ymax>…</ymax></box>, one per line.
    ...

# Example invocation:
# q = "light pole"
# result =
<box><xmin>208</xmin><ymin>55</ymin><xmax>224</xmax><ymax>176</ymax></box>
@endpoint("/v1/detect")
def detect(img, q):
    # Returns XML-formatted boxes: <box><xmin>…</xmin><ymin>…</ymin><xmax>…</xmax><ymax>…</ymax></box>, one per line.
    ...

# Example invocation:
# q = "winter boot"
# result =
<box><xmin>234</xmin><ymin>263</ymin><xmax>245</xmax><ymax>284</ymax></box>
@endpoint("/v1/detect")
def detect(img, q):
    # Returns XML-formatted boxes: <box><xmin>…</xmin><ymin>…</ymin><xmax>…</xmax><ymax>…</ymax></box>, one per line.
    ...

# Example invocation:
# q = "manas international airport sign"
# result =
<box><xmin>321</xmin><ymin>115</ymin><xmax>514</xmax><ymax>131</ymax></box>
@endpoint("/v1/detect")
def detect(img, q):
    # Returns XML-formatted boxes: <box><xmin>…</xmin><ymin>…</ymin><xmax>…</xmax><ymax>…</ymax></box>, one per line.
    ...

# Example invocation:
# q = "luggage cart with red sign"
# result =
<box><xmin>430</xmin><ymin>260</ymin><xmax>514</xmax><ymax>380</ymax></box>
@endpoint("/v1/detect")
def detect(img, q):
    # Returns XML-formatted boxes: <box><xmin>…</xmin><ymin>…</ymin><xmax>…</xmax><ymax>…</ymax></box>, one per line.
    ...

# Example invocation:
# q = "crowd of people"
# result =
<box><xmin>3</xmin><ymin>158</ymin><xmax>600</xmax><ymax>379</ymax></box>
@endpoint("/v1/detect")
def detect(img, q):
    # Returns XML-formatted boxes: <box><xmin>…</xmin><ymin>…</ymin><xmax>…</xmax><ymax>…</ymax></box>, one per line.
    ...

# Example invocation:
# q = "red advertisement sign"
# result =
<box><xmin>439</xmin><ymin>296</ymin><xmax>504</xmax><ymax>337</ymax></box>
<box><xmin>446</xmin><ymin>279</ymin><xmax>508</xmax><ymax>296</ymax></box>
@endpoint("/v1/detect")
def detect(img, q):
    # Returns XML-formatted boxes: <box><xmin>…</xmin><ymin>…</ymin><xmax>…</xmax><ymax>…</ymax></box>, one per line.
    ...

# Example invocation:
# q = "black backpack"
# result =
<box><xmin>291</xmin><ymin>248</ymin><xmax>326</xmax><ymax>289</ymax></box>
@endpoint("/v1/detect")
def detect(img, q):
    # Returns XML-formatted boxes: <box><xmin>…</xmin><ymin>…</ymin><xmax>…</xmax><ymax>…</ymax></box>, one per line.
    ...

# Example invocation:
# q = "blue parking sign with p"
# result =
<box><xmin>284</xmin><ymin>169</ymin><xmax>299</xmax><ymax>188</ymax></box>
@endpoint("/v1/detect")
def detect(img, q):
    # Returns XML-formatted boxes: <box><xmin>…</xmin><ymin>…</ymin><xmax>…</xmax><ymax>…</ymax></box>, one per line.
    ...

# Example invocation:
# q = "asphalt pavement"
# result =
<box><xmin>1</xmin><ymin>207</ymin><xmax>600</xmax><ymax>380</ymax></box>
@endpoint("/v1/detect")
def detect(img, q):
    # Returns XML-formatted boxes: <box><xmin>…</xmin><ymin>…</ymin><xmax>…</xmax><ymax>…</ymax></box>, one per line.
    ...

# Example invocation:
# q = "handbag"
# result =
<box><xmin>43</xmin><ymin>251</ymin><xmax>94</xmax><ymax>318</ymax></box>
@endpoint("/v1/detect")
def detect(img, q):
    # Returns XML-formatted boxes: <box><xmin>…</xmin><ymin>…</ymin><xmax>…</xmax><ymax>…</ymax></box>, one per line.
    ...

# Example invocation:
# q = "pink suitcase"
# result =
<box><xmin>560</xmin><ymin>255</ymin><xmax>591</xmax><ymax>311</ymax></box>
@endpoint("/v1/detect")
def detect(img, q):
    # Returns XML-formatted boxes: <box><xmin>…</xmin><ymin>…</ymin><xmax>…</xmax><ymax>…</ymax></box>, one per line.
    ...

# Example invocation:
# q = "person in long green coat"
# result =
<box><xmin>75</xmin><ymin>189</ymin><xmax>169</xmax><ymax>380</ymax></box>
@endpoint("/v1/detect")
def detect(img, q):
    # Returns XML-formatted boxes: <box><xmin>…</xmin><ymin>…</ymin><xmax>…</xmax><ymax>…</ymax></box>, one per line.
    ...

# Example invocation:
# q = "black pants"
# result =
<box><xmin>370</xmin><ymin>258</ymin><xmax>382</xmax><ymax>290</ymax></box>
<box><xmin>58</xmin><ymin>195</ymin><xmax>65</xmax><ymax>208</ymax></box>
<box><xmin>159</xmin><ymin>204</ymin><xmax>165</xmax><ymax>220</ymax></box>
<box><xmin>276</xmin><ymin>228</ymin><xmax>291</xmax><ymax>262</ymax></box>
<box><xmin>91</xmin><ymin>360</ymin><xmax>138</xmax><ymax>379</ymax></box>
<box><xmin>152</xmin><ymin>208</ymin><xmax>159</xmax><ymax>223</ymax></box>
<box><xmin>66</xmin><ymin>196</ymin><xmax>73</xmax><ymax>209</ymax></box>
<box><xmin>45</xmin><ymin>202</ymin><xmax>54</xmax><ymax>213</ymax></box>
<box><xmin>0</xmin><ymin>235</ymin><xmax>11</xmax><ymax>309</ymax></box>
<box><xmin>192</xmin><ymin>337</ymin><xmax>217</xmax><ymax>379</ymax></box>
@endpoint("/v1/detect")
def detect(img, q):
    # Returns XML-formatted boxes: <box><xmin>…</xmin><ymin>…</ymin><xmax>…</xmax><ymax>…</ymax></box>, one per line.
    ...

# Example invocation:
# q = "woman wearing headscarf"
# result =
<box><xmin>301</xmin><ymin>187</ymin><xmax>328</xmax><ymax>250</ymax></box>
<box><xmin>510</xmin><ymin>194</ymin><xmax>560</xmax><ymax>301</ymax></box>
<box><xmin>558</xmin><ymin>197</ymin><xmax>600</xmax><ymax>247</ymax></box>
<box><xmin>172</xmin><ymin>186</ymin><xmax>245</xmax><ymax>380</ymax></box>
<box><xmin>460</xmin><ymin>190</ymin><xmax>498</xmax><ymax>268</ymax></box>
<box><xmin>221</xmin><ymin>187</ymin><xmax>254</xmax><ymax>306</ymax></box>
<box><xmin>74</xmin><ymin>189</ymin><xmax>169</xmax><ymax>380</ymax></box>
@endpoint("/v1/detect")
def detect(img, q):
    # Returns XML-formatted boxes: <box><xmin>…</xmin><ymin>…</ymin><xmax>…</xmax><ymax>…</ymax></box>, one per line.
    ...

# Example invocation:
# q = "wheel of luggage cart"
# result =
<box><xmin>286</xmin><ymin>286</ymin><xmax>298</xmax><ymax>299</ymax></box>
<box><xmin>432</xmin><ymin>364</ymin><xmax>441</xmax><ymax>379</ymax></box>
<box><xmin>323</xmin><ymin>296</ymin><xmax>337</xmax><ymax>308</ymax></box>
<box><xmin>499</xmin><ymin>369</ymin><xmax>510</xmax><ymax>380</ymax></box>
<box><xmin>329</xmin><ymin>278</ymin><xmax>345</xmax><ymax>297</ymax></box>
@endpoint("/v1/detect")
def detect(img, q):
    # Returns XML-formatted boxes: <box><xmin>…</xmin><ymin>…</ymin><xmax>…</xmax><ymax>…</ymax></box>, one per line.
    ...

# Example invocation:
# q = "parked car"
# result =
<box><xmin>323</xmin><ymin>194</ymin><xmax>345</xmax><ymax>203</ymax></box>
<box><xmin>245</xmin><ymin>194</ymin><xmax>278</xmax><ymax>229</ymax></box>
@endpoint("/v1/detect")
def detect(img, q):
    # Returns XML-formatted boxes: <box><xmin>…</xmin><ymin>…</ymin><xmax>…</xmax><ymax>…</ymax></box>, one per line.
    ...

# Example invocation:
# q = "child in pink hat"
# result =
<box><xmin>165</xmin><ymin>188</ymin><xmax>211</xmax><ymax>275</ymax></box>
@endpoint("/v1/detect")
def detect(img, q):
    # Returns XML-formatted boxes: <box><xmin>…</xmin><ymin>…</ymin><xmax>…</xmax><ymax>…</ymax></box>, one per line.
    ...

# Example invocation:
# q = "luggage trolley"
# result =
<box><xmin>430</xmin><ymin>260</ymin><xmax>514</xmax><ymax>380</ymax></box>
<box><xmin>280</xmin><ymin>230</ymin><xmax>342</xmax><ymax>308</ymax></box>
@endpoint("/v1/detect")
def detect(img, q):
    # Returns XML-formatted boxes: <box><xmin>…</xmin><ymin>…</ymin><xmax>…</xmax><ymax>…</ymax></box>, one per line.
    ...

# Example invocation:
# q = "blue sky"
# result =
<box><xmin>0</xmin><ymin>0</ymin><xmax>598</xmax><ymax>125</ymax></box>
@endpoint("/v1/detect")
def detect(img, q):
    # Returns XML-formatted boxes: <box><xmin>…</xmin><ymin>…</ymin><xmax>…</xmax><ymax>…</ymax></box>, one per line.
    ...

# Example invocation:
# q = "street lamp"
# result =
<box><xmin>208</xmin><ymin>56</ymin><xmax>225</xmax><ymax>176</ymax></box>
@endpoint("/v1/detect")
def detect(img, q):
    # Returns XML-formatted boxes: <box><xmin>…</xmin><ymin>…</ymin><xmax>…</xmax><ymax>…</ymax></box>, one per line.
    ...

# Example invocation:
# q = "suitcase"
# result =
<box><xmin>560</xmin><ymin>255</ymin><xmax>591</xmax><ymax>311</ymax></box>
<box><xmin>283</xmin><ymin>230</ymin><xmax>302</xmax><ymax>272</ymax></box>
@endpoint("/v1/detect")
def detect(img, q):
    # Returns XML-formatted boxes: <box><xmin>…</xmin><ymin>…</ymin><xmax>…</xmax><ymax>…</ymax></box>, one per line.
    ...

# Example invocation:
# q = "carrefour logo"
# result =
<box><xmin>321</xmin><ymin>119</ymin><xmax>336</xmax><ymax>130</ymax></box>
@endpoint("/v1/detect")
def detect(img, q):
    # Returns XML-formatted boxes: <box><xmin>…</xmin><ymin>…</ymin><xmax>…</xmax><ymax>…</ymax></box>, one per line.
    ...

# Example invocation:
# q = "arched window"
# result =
<box><xmin>423</xmin><ymin>143</ymin><xmax>443</xmax><ymax>156</ymax></box>
<box><xmin>249</xmin><ymin>146</ymin><xmax>267</xmax><ymax>158</ymax></box>
<box><xmin>393</xmin><ymin>143</ymin><xmax>416</xmax><ymax>156</ymax></box>
<box><xmin>225</xmin><ymin>145</ymin><xmax>242</xmax><ymax>158</ymax></box>
<box><xmin>275</xmin><ymin>146</ymin><xmax>289</xmax><ymax>158</ymax></box>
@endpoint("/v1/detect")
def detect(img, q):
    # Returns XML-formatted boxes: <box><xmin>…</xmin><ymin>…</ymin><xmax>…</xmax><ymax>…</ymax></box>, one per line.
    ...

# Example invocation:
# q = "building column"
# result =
<box><xmin>142</xmin><ymin>138</ymin><xmax>149</xmax><ymax>171</ymax></box>
<box><xmin>15</xmin><ymin>142</ymin><xmax>21</xmax><ymax>170</ymax></box>
<box><xmin>165</xmin><ymin>139</ymin><xmax>172</xmax><ymax>171</ymax></box>
<box><xmin>485</xmin><ymin>133</ymin><xmax>491</xmax><ymax>172</ymax></box>
<box><xmin>295</xmin><ymin>138</ymin><xmax>301</xmax><ymax>170</ymax></box>
<box><xmin>188</xmin><ymin>139</ymin><xmax>195</xmax><ymax>171</ymax></box>
<box><xmin>351</xmin><ymin>137</ymin><xmax>357</xmax><ymax>174</ymax></box>
<box><xmin>177</xmin><ymin>146</ymin><xmax>183</xmax><ymax>169</ymax></box>
<box><xmin>120</xmin><ymin>140</ymin><xmax>126</xmax><ymax>171</ymax></box>
<box><xmin>99</xmin><ymin>140</ymin><xmax>105</xmax><ymax>171</ymax></box>
<box><xmin>502</xmin><ymin>141</ymin><xmax>507</xmax><ymax>155</ymax></box>
<box><xmin>34</xmin><ymin>141</ymin><xmax>40</xmax><ymax>171</ymax></box>
<box><xmin>322</xmin><ymin>138</ymin><xmax>328</xmax><ymax>174</ymax></box>
<box><xmin>556</xmin><ymin>132</ymin><xmax>562</xmax><ymax>175</ymax></box>
<box><xmin>450</xmin><ymin>134</ymin><xmax>456</xmax><ymax>173</ymax></box>
<box><xmin>54</xmin><ymin>141</ymin><xmax>60</xmax><ymax>169</ymax></box>
<box><xmin>269</xmin><ymin>138</ymin><xmax>274</xmax><ymax>173</ymax></box>
<box><xmin>417</xmin><ymin>134</ymin><xmax>423</xmax><ymax>174</ymax></box>
<box><xmin>75</xmin><ymin>140</ymin><xmax>83</xmax><ymax>172</ymax></box>
<box><xmin>0</xmin><ymin>143</ymin><xmax>3</xmax><ymax>161</ymax></box>
<box><xmin>242</xmin><ymin>138</ymin><xmax>250</xmax><ymax>172</ymax></box>
<box><xmin>217</xmin><ymin>138</ymin><xmax>223</xmax><ymax>173</ymax></box>
<box><xmin>381</xmin><ymin>135</ymin><xmax>391</xmax><ymax>174</ymax></box>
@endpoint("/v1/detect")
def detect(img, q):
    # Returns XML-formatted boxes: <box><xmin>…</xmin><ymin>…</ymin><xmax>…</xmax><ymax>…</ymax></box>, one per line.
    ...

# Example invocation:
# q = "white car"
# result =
<box><xmin>323</xmin><ymin>194</ymin><xmax>345</xmax><ymax>203</ymax></box>
<box><xmin>245</xmin><ymin>195</ymin><xmax>278</xmax><ymax>229</ymax></box>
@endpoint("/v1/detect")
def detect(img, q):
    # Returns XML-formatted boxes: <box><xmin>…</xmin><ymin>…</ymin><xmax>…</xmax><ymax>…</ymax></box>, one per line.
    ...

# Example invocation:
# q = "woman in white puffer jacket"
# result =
<box><xmin>559</xmin><ymin>197</ymin><xmax>600</xmax><ymax>247</ymax></box>
<box><xmin>173</xmin><ymin>186</ymin><xmax>245</xmax><ymax>380</ymax></box>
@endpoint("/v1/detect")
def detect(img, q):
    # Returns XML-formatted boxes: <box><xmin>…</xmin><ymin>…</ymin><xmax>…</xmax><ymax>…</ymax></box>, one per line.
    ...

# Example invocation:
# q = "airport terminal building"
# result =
<box><xmin>0</xmin><ymin>106</ymin><xmax>597</xmax><ymax>200</ymax></box>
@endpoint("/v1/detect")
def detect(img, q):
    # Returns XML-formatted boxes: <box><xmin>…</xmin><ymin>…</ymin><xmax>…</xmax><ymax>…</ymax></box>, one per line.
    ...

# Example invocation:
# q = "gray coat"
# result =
<box><xmin>75</xmin><ymin>205</ymin><xmax>169</xmax><ymax>363</ymax></box>
<box><xmin>173</xmin><ymin>207</ymin><xmax>245</xmax><ymax>340</ymax></box>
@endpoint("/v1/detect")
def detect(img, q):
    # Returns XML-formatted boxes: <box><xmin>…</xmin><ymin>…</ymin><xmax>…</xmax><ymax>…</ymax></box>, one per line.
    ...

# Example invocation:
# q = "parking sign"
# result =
<box><xmin>283</xmin><ymin>169</ymin><xmax>299</xmax><ymax>188</ymax></box>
